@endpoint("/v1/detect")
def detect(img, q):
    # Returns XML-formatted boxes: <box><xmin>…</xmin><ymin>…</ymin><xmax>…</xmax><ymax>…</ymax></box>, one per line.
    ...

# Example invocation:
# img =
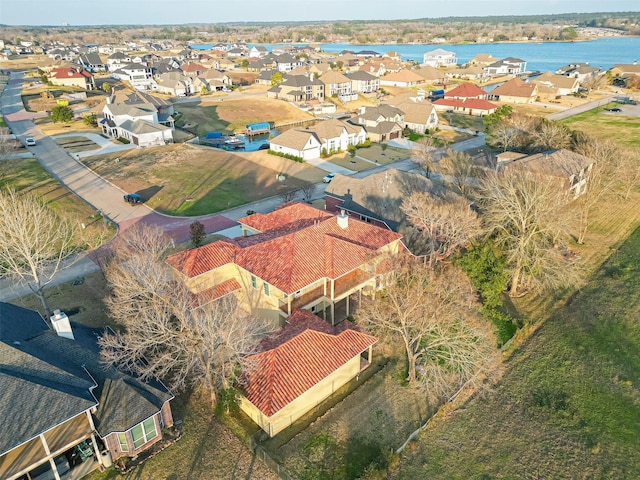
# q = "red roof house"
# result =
<box><xmin>432</xmin><ymin>97</ymin><xmax>497</xmax><ymax>116</ymax></box>
<box><xmin>444</xmin><ymin>82</ymin><xmax>488</xmax><ymax>100</ymax></box>
<box><xmin>239</xmin><ymin>309</ymin><xmax>377</xmax><ymax>436</ymax></box>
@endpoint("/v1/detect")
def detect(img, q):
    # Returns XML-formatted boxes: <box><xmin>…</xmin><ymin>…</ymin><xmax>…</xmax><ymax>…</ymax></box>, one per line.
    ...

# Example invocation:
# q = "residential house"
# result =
<box><xmin>101</xmin><ymin>102</ymin><xmax>173</xmax><ymax>147</ymax></box>
<box><xmin>48</xmin><ymin>67</ymin><xmax>95</xmax><ymax>90</ymax></box>
<box><xmin>432</xmin><ymin>97</ymin><xmax>497</xmax><ymax>116</ymax></box>
<box><xmin>499</xmin><ymin>149</ymin><xmax>595</xmax><ymax>199</ymax></box>
<box><xmin>156</xmin><ymin>71</ymin><xmax>192</xmax><ymax>96</ymax></box>
<box><xmin>106</xmin><ymin>51</ymin><xmax>131</xmax><ymax>71</ymax></box>
<box><xmin>275</xmin><ymin>53</ymin><xmax>303</xmax><ymax>73</ymax></box>
<box><xmin>307</xmin><ymin>118</ymin><xmax>366</xmax><ymax>154</ymax></box>
<box><xmin>255</xmin><ymin>69</ymin><xmax>279</xmax><ymax>85</ymax></box>
<box><xmin>110</xmin><ymin>62</ymin><xmax>155</xmax><ymax>90</ymax></box>
<box><xmin>179</xmin><ymin>61</ymin><xmax>207</xmax><ymax>77</ymax></box>
<box><xmin>488</xmin><ymin>77</ymin><xmax>538</xmax><ymax>103</ymax></box>
<box><xmin>555</xmin><ymin>62</ymin><xmax>603</xmax><ymax>83</ymax></box>
<box><xmin>239</xmin><ymin>309</ymin><xmax>377</xmax><ymax>437</ymax></box>
<box><xmin>319</xmin><ymin>70</ymin><xmax>356</xmax><ymax>102</ymax></box>
<box><xmin>347</xmin><ymin>70</ymin><xmax>380</xmax><ymax>94</ymax></box>
<box><xmin>609</xmin><ymin>63</ymin><xmax>640</xmax><ymax>81</ymax></box>
<box><xmin>530</xmin><ymin>72</ymin><xmax>580</xmax><ymax>96</ymax></box>
<box><xmin>268</xmin><ymin>129</ymin><xmax>322</xmax><ymax>160</ymax></box>
<box><xmin>249</xmin><ymin>45</ymin><xmax>269</xmax><ymax>58</ymax></box>
<box><xmin>413</xmin><ymin>65</ymin><xmax>447</xmax><ymax>85</ymax></box>
<box><xmin>359</xmin><ymin>57</ymin><xmax>404</xmax><ymax>77</ymax></box>
<box><xmin>354</xmin><ymin>104</ymin><xmax>404</xmax><ymax>128</ymax></box>
<box><xmin>467</xmin><ymin>53</ymin><xmax>498</xmax><ymax>67</ymax></box>
<box><xmin>77</xmin><ymin>53</ymin><xmax>105</xmax><ymax>72</ymax></box>
<box><xmin>267</xmin><ymin>74</ymin><xmax>325</xmax><ymax>102</ymax></box>
<box><xmin>379</xmin><ymin>69</ymin><xmax>426</xmax><ymax>88</ymax></box>
<box><xmin>325</xmin><ymin>169</ymin><xmax>440</xmax><ymax>231</ymax></box>
<box><xmin>422</xmin><ymin>48</ymin><xmax>457</xmax><ymax>68</ymax></box>
<box><xmin>445</xmin><ymin>66</ymin><xmax>490</xmax><ymax>82</ymax></box>
<box><xmin>444</xmin><ymin>82</ymin><xmax>488</xmax><ymax>100</ymax></box>
<box><xmin>166</xmin><ymin>202</ymin><xmax>404</xmax><ymax>327</ymax></box>
<box><xmin>0</xmin><ymin>303</ymin><xmax>174</xmax><ymax>480</ymax></box>
<box><xmin>395</xmin><ymin>101</ymin><xmax>439</xmax><ymax>133</ymax></box>
<box><xmin>363</xmin><ymin>121</ymin><xmax>403</xmax><ymax>143</ymax></box>
<box><xmin>484</xmin><ymin>57</ymin><xmax>528</xmax><ymax>76</ymax></box>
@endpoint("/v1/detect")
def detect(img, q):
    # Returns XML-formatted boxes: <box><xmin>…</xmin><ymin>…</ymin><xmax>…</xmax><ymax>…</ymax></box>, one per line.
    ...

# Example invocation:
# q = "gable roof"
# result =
<box><xmin>503</xmin><ymin>149</ymin><xmax>594</xmax><ymax>179</ymax></box>
<box><xmin>490</xmin><ymin>77</ymin><xmax>537</xmax><ymax>98</ymax></box>
<box><xmin>319</xmin><ymin>70</ymin><xmax>351</xmax><ymax>84</ymax></box>
<box><xmin>380</xmin><ymin>69</ymin><xmax>425</xmax><ymax>83</ymax></box>
<box><xmin>242</xmin><ymin>309</ymin><xmax>377</xmax><ymax>416</ymax></box>
<box><xmin>167</xmin><ymin>203</ymin><xmax>402</xmax><ymax>293</ymax></box>
<box><xmin>531</xmin><ymin>71</ymin><xmax>580</xmax><ymax>90</ymax></box>
<box><xmin>433</xmin><ymin>97</ymin><xmax>497</xmax><ymax>112</ymax></box>
<box><xmin>269</xmin><ymin>128</ymin><xmax>320</xmax><ymax>151</ymax></box>
<box><xmin>445</xmin><ymin>82</ymin><xmax>487</xmax><ymax>98</ymax></box>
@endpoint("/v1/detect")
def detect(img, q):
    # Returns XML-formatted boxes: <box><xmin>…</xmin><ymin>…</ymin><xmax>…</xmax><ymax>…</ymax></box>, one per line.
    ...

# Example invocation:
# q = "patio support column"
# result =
<box><xmin>39</xmin><ymin>433</ymin><xmax>62</xmax><ymax>480</ymax></box>
<box><xmin>331</xmin><ymin>279</ymin><xmax>336</xmax><ymax>325</ymax></box>
<box><xmin>90</xmin><ymin>434</ymin><xmax>103</xmax><ymax>465</ymax></box>
<box><xmin>346</xmin><ymin>294</ymin><xmax>350</xmax><ymax>317</ymax></box>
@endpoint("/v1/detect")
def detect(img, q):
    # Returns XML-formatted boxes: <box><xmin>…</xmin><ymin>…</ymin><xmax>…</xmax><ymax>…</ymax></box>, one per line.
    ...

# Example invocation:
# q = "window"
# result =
<box><xmin>117</xmin><ymin>432</ymin><xmax>129</xmax><ymax>452</ymax></box>
<box><xmin>251</xmin><ymin>275</ymin><xmax>257</xmax><ymax>289</ymax></box>
<box><xmin>130</xmin><ymin>417</ymin><xmax>158</xmax><ymax>450</ymax></box>
<box><xmin>263</xmin><ymin>282</ymin><xmax>270</xmax><ymax>296</ymax></box>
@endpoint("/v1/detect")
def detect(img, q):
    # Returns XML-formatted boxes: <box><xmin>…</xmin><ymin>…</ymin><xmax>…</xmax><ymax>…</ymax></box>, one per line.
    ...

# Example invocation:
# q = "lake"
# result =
<box><xmin>192</xmin><ymin>37</ymin><xmax>640</xmax><ymax>73</ymax></box>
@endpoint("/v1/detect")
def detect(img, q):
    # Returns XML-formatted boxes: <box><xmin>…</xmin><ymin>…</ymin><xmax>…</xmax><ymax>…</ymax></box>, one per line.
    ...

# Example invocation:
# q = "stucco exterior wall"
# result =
<box><xmin>240</xmin><ymin>354</ymin><xmax>364</xmax><ymax>437</ymax></box>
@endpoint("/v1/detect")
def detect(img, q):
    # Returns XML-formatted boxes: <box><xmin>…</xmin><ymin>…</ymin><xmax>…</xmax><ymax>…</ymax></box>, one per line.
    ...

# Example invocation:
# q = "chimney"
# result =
<box><xmin>50</xmin><ymin>309</ymin><xmax>74</xmax><ymax>340</ymax></box>
<box><xmin>337</xmin><ymin>209</ymin><xmax>349</xmax><ymax>229</ymax></box>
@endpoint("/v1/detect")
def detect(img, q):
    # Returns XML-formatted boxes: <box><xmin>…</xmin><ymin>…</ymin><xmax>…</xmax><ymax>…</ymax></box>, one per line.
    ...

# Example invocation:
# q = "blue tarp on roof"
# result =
<box><xmin>206</xmin><ymin>132</ymin><xmax>223</xmax><ymax>139</ymax></box>
<box><xmin>246</xmin><ymin>122</ymin><xmax>270</xmax><ymax>131</ymax></box>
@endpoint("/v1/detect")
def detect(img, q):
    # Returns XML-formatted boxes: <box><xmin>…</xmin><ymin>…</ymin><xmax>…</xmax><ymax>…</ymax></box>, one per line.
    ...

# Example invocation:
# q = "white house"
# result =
<box><xmin>111</xmin><ymin>63</ymin><xmax>155</xmax><ymax>90</ymax></box>
<box><xmin>269</xmin><ymin>129</ymin><xmax>322</xmax><ymax>160</ymax></box>
<box><xmin>422</xmin><ymin>49</ymin><xmax>457</xmax><ymax>68</ymax></box>
<box><xmin>101</xmin><ymin>102</ymin><xmax>173</xmax><ymax>147</ymax></box>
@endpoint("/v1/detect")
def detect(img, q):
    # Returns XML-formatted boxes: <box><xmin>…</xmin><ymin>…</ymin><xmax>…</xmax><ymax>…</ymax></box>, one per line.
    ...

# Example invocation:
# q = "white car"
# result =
<box><xmin>323</xmin><ymin>173</ymin><xmax>336</xmax><ymax>183</ymax></box>
<box><xmin>25</xmin><ymin>137</ymin><xmax>36</xmax><ymax>146</ymax></box>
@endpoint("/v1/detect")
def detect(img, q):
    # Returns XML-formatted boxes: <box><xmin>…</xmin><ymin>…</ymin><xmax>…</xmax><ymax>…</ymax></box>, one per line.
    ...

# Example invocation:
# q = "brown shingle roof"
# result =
<box><xmin>242</xmin><ymin>310</ymin><xmax>377</xmax><ymax>416</ymax></box>
<box><xmin>491</xmin><ymin>77</ymin><xmax>537</xmax><ymax>98</ymax></box>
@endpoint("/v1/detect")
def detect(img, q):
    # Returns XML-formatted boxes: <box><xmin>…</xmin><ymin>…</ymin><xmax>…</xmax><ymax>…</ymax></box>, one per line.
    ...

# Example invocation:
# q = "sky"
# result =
<box><xmin>0</xmin><ymin>0</ymin><xmax>638</xmax><ymax>26</ymax></box>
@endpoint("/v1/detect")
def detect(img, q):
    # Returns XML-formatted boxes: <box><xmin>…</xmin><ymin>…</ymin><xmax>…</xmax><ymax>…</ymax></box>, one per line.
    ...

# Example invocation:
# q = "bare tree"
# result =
<box><xmin>411</xmin><ymin>136</ymin><xmax>438</xmax><ymax>178</ymax></box>
<box><xmin>0</xmin><ymin>136</ymin><xmax>19</xmax><ymax>184</ymax></box>
<box><xmin>479</xmin><ymin>169</ymin><xmax>580</xmax><ymax>296</ymax></box>
<box><xmin>401</xmin><ymin>192</ymin><xmax>483</xmax><ymax>265</ymax></box>
<box><xmin>358</xmin><ymin>259</ymin><xmax>494</xmax><ymax>398</ymax></box>
<box><xmin>531</xmin><ymin>119</ymin><xmax>572</xmax><ymax>152</ymax></box>
<box><xmin>99</xmin><ymin>225</ymin><xmax>271</xmax><ymax>407</ymax></box>
<box><xmin>0</xmin><ymin>189</ymin><xmax>79</xmax><ymax>316</ymax></box>
<box><xmin>300</xmin><ymin>183</ymin><xmax>316</xmax><ymax>203</ymax></box>
<box><xmin>616</xmin><ymin>147</ymin><xmax>640</xmax><ymax>200</ymax></box>
<box><xmin>491</xmin><ymin>117</ymin><xmax>524</xmax><ymax>153</ymax></box>
<box><xmin>278</xmin><ymin>187</ymin><xmax>299</xmax><ymax>203</ymax></box>
<box><xmin>436</xmin><ymin>149</ymin><xmax>477</xmax><ymax>199</ymax></box>
<box><xmin>580</xmin><ymin>73</ymin><xmax>609</xmax><ymax>93</ymax></box>
<box><xmin>572</xmin><ymin>139</ymin><xmax>619</xmax><ymax>244</ymax></box>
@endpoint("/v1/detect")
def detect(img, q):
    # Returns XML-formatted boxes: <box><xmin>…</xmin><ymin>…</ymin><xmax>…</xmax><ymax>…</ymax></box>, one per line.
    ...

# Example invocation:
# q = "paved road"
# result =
<box><xmin>546</xmin><ymin>95</ymin><xmax>615</xmax><ymax>121</ymax></box>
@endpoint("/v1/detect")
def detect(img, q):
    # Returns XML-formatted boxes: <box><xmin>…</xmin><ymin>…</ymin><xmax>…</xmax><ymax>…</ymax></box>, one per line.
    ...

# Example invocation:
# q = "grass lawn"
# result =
<box><xmin>0</xmin><ymin>157</ymin><xmax>114</xmax><ymax>248</ymax></box>
<box><xmin>438</xmin><ymin>112</ymin><xmax>484</xmax><ymax>132</ymax></box>
<box><xmin>329</xmin><ymin>153</ymin><xmax>375</xmax><ymax>172</ymax></box>
<box><xmin>386</xmin><ymin>223</ymin><xmax>640</xmax><ymax>479</ymax></box>
<box><xmin>54</xmin><ymin>135</ymin><xmax>101</xmax><ymax>153</ymax></box>
<box><xmin>80</xmin><ymin>144</ymin><xmax>316</xmax><ymax>216</ymax></box>
<box><xmin>85</xmin><ymin>393</ymin><xmax>278</xmax><ymax>480</ymax></box>
<box><xmin>354</xmin><ymin>144</ymin><xmax>408</xmax><ymax>165</ymax></box>
<box><xmin>561</xmin><ymin>108</ymin><xmax>640</xmax><ymax>148</ymax></box>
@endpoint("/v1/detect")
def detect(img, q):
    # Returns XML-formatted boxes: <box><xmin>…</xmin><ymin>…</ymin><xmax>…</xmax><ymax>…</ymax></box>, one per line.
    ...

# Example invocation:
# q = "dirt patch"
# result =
<box><xmin>217</xmin><ymin>96</ymin><xmax>312</xmax><ymax>131</ymax></box>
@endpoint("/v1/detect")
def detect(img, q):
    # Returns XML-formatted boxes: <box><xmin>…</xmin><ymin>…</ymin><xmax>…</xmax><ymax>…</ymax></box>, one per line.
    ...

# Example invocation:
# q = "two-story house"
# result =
<box><xmin>166</xmin><ymin>202</ymin><xmax>403</xmax><ymax>327</ymax></box>
<box><xmin>101</xmin><ymin>101</ymin><xmax>173</xmax><ymax>147</ymax></box>
<box><xmin>422</xmin><ymin>48</ymin><xmax>457</xmax><ymax>68</ymax></box>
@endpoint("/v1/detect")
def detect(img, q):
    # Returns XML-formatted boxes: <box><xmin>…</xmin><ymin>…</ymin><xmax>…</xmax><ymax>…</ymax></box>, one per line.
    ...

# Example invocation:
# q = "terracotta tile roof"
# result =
<box><xmin>50</xmin><ymin>67</ymin><xmax>93</xmax><ymax>79</ymax></box>
<box><xmin>238</xmin><ymin>202</ymin><xmax>332</xmax><ymax>233</ymax></box>
<box><xmin>193</xmin><ymin>278</ymin><xmax>241</xmax><ymax>306</ymax></box>
<box><xmin>433</xmin><ymin>97</ymin><xmax>497</xmax><ymax>112</ymax></box>
<box><xmin>444</xmin><ymin>82</ymin><xmax>487</xmax><ymax>99</ymax></box>
<box><xmin>242</xmin><ymin>310</ymin><xmax>377</xmax><ymax>416</ymax></box>
<box><xmin>167</xmin><ymin>203</ymin><xmax>402</xmax><ymax>293</ymax></box>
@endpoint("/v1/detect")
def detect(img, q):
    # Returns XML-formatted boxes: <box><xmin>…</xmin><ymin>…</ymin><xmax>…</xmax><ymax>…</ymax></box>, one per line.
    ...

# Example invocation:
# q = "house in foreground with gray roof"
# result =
<box><xmin>0</xmin><ymin>303</ymin><xmax>174</xmax><ymax>480</ymax></box>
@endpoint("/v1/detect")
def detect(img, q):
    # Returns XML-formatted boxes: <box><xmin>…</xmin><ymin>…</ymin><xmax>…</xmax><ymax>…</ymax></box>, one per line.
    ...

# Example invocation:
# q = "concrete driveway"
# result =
<box><xmin>52</xmin><ymin>132</ymin><xmax>137</xmax><ymax>158</ymax></box>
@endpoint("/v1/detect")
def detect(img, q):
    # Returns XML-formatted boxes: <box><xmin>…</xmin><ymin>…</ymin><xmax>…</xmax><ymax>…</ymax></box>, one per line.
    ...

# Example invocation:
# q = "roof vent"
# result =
<box><xmin>337</xmin><ymin>209</ymin><xmax>349</xmax><ymax>229</ymax></box>
<box><xmin>50</xmin><ymin>309</ymin><xmax>75</xmax><ymax>340</ymax></box>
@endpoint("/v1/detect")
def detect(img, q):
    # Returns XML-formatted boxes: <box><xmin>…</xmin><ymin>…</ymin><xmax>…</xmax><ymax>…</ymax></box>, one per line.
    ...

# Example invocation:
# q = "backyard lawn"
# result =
<box><xmin>386</xmin><ymin>221</ymin><xmax>640</xmax><ymax>479</ymax></box>
<box><xmin>80</xmin><ymin>144</ymin><xmax>322</xmax><ymax>215</ymax></box>
<box><xmin>561</xmin><ymin>107</ymin><xmax>640</xmax><ymax>148</ymax></box>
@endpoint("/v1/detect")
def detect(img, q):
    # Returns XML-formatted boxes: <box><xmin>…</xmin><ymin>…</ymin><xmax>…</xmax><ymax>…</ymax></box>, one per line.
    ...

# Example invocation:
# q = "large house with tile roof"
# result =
<box><xmin>239</xmin><ymin>309</ymin><xmax>377</xmax><ymax>437</ymax></box>
<box><xmin>0</xmin><ymin>303</ymin><xmax>174</xmax><ymax>480</ymax></box>
<box><xmin>444</xmin><ymin>82</ymin><xmax>488</xmax><ymax>100</ymax></box>
<box><xmin>166</xmin><ymin>202</ymin><xmax>403</xmax><ymax>327</ymax></box>
<box><xmin>432</xmin><ymin>97</ymin><xmax>497</xmax><ymax>116</ymax></box>
<box><xmin>47</xmin><ymin>67</ymin><xmax>95</xmax><ymax>90</ymax></box>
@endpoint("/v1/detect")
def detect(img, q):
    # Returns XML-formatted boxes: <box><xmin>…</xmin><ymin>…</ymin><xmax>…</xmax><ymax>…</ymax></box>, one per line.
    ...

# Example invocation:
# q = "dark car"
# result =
<box><xmin>124</xmin><ymin>193</ymin><xmax>142</xmax><ymax>204</ymax></box>
<box><xmin>605</xmin><ymin>107</ymin><xmax>622</xmax><ymax>112</ymax></box>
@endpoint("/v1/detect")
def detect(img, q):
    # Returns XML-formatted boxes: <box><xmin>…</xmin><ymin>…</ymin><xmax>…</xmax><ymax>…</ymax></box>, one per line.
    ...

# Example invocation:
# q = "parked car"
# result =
<box><xmin>25</xmin><ymin>137</ymin><xmax>36</xmax><ymax>146</ymax></box>
<box><xmin>123</xmin><ymin>193</ymin><xmax>142</xmax><ymax>204</ymax></box>
<box><xmin>323</xmin><ymin>173</ymin><xmax>336</xmax><ymax>183</ymax></box>
<box><xmin>605</xmin><ymin>107</ymin><xmax>622</xmax><ymax>112</ymax></box>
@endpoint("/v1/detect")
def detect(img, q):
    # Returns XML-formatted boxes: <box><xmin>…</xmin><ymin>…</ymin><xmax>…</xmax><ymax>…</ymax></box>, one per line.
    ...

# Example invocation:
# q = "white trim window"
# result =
<box><xmin>130</xmin><ymin>417</ymin><xmax>158</xmax><ymax>449</ymax></box>
<box><xmin>117</xmin><ymin>432</ymin><xmax>129</xmax><ymax>452</ymax></box>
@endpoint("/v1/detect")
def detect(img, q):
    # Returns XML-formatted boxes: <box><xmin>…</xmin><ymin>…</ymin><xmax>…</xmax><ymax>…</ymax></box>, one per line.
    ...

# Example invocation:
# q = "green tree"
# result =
<box><xmin>270</xmin><ymin>71</ymin><xmax>284</xmax><ymax>86</ymax></box>
<box><xmin>102</xmin><ymin>82</ymin><xmax>111</xmax><ymax>93</ymax></box>
<box><xmin>83</xmin><ymin>112</ymin><xmax>97</xmax><ymax>127</ymax></box>
<box><xmin>50</xmin><ymin>105</ymin><xmax>73</xmax><ymax>123</ymax></box>
<box><xmin>189</xmin><ymin>220</ymin><xmax>206</xmax><ymax>247</ymax></box>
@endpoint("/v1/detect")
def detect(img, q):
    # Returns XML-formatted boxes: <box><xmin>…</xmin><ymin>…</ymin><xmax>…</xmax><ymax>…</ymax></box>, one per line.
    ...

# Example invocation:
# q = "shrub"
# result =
<box><xmin>117</xmin><ymin>137</ymin><xmax>130</xmax><ymax>144</ymax></box>
<box><xmin>50</xmin><ymin>105</ymin><xmax>73</xmax><ymax>123</ymax></box>
<box><xmin>267</xmin><ymin>149</ymin><xmax>304</xmax><ymax>163</ymax></box>
<box><xmin>189</xmin><ymin>220</ymin><xmax>206</xmax><ymax>247</ymax></box>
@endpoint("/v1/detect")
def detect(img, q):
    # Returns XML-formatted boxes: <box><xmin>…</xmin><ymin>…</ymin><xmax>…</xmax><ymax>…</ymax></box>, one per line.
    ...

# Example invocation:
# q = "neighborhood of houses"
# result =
<box><xmin>0</xmin><ymin>36</ymin><xmax>637</xmax><ymax>480</ymax></box>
